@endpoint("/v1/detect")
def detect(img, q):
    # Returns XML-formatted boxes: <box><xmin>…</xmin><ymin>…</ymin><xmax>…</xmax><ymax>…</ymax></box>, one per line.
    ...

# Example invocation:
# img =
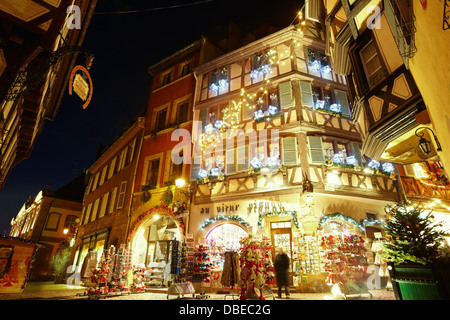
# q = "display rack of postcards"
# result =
<box><xmin>146</xmin><ymin>261</ymin><xmax>165</xmax><ymax>287</ymax></box>
<box><xmin>185</xmin><ymin>236</ymin><xmax>195</xmax><ymax>282</ymax></box>
<box><xmin>297</xmin><ymin>235</ymin><xmax>322</xmax><ymax>274</ymax></box>
<box><xmin>167</xmin><ymin>240</ymin><xmax>196</xmax><ymax>299</ymax></box>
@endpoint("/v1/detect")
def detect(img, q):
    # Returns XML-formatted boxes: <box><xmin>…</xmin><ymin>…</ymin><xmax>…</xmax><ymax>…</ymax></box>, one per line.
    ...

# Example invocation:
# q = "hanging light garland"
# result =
<box><xmin>200</xmin><ymin>215</ymin><xmax>250</xmax><ymax>229</ymax></box>
<box><xmin>257</xmin><ymin>210</ymin><xmax>300</xmax><ymax>229</ymax></box>
<box><xmin>318</xmin><ymin>213</ymin><xmax>385</xmax><ymax>233</ymax></box>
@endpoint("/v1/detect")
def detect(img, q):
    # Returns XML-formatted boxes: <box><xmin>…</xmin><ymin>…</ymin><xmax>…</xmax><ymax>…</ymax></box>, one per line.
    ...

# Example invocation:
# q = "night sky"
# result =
<box><xmin>0</xmin><ymin>0</ymin><xmax>303</xmax><ymax>233</ymax></box>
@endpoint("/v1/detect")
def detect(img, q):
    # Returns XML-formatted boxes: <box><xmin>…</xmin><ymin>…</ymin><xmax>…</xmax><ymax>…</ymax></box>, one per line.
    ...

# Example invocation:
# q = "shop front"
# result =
<box><xmin>127</xmin><ymin>205</ymin><xmax>185</xmax><ymax>288</ymax></box>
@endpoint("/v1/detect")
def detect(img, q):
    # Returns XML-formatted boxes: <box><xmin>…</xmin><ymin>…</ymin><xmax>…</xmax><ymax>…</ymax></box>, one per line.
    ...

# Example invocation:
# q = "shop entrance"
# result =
<box><xmin>270</xmin><ymin>221</ymin><xmax>292</xmax><ymax>271</ymax></box>
<box><xmin>131</xmin><ymin>215</ymin><xmax>181</xmax><ymax>266</ymax></box>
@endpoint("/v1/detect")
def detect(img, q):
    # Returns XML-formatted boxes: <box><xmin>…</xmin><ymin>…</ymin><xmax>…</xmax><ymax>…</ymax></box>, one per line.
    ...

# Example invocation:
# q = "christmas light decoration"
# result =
<box><xmin>201</xmin><ymin>215</ymin><xmax>250</xmax><ymax>229</ymax></box>
<box><xmin>257</xmin><ymin>210</ymin><xmax>299</xmax><ymax>229</ymax></box>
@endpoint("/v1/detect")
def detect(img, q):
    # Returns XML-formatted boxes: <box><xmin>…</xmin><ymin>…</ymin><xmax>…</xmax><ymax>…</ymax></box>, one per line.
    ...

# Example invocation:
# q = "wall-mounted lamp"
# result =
<box><xmin>415</xmin><ymin>127</ymin><xmax>442</xmax><ymax>155</ymax></box>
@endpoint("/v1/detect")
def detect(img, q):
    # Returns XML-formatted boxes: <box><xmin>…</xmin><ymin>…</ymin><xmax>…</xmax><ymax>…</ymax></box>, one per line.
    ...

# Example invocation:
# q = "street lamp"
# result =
<box><xmin>415</xmin><ymin>127</ymin><xmax>442</xmax><ymax>155</ymax></box>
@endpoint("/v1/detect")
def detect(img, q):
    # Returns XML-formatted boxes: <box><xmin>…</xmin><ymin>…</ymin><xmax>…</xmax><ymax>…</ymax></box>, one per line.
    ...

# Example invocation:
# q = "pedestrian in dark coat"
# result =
<box><xmin>274</xmin><ymin>247</ymin><xmax>290</xmax><ymax>298</ymax></box>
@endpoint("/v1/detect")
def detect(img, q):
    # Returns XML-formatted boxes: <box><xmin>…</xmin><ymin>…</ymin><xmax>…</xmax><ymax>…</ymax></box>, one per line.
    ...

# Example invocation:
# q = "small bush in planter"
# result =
<box><xmin>381</xmin><ymin>202</ymin><xmax>449</xmax><ymax>265</ymax></box>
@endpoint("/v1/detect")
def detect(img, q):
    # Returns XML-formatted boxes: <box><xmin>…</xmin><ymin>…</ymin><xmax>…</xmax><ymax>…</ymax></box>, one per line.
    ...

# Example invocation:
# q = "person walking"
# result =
<box><xmin>274</xmin><ymin>247</ymin><xmax>290</xmax><ymax>298</ymax></box>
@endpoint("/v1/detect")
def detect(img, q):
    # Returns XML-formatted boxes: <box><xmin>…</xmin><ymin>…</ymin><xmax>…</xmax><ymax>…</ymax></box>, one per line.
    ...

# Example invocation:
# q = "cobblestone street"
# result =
<box><xmin>0</xmin><ymin>282</ymin><xmax>395</xmax><ymax>301</ymax></box>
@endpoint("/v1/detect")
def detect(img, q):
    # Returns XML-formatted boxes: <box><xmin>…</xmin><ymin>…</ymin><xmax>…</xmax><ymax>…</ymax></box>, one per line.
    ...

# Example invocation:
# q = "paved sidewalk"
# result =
<box><xmin>0</xmin><ymin>282</ymin><xmax>396</xmax><ymax>300</ymax></box>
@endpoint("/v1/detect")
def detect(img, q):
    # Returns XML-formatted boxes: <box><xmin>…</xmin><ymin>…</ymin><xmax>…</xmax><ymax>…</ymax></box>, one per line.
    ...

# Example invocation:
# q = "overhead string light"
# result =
<box><xmin>234</xmin><ymin>7</ymin><xmax>308</xmax><ymax>120</ymax></box>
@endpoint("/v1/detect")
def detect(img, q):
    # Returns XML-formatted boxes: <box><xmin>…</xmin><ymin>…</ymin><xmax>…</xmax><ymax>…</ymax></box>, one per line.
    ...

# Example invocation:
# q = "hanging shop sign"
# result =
<box><xmin>68</xmin><ymin>65</ymin><xmax>93</xmax><ymax>109</ymax></box>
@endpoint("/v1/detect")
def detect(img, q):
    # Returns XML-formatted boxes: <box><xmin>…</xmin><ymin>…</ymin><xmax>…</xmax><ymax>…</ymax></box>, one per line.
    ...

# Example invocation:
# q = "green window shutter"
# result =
<box><xmin>335</xmin><ymin>89</ymin><xmax>351</xmax><ymax>116</ymax></box>
<box><xmin>279</xmin><ymin>81</ymin><xmax>293</xmax><ymax>109</ymax></box>
<box><xmin>299</xmin><ymin>80</ymin><xmax>314</xmax><ymax>108</ymax></box>
<box><xmin>199</xmin><ymin>108</ymin><xmax>208</xmax><ymax>128</ymax></box>
<box><xmin>190</xmin><ymin>155</ymin><xmax>202</xmax><ymax>180</ymax></box>
<box><xmin>237</xmin><ymin>145</ymin><xmax>248</xmax><ymax>172</ymax></box>
<box><xmin>226</xmin><ymin>148</ymin><xmax>236</xmax><ymax>175</ymax></box>
<box><xmin>308</xmin><ymin>136</ymin><xmax>325</xmax><ymax>164</ymax></box>
<box><xmin>282</xmin><ymin>137</ymin><xmax>298</xmax><ymax>166</ymax></box>
<box><xmin>350</xmin><ymin>141</ymin><xmax>362</xmax><ymax>164</ymax></box>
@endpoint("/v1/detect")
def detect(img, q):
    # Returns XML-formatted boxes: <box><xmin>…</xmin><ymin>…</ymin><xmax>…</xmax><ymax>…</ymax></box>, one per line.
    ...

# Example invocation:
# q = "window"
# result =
<box><xmin>161</xmin><ymin>71</ymin><xmax>172</xmax><ymax>86</ymax></box>
<box><xmin>116</xmin><ymin>181</ymin><xmax>127</xmax><ymax>209</ymax></box>
<box><xmin>99</xmin><ymin>165</ymin><xmax>108</xmax><ymax>186</ymax></box>
<box><xmin>64</xmin><ymin>215</ymin><xmax>78</xmax><ymax>233</ymax></box>
<box><xmin>279</xmin><ymin>81</ymin><xmax>293</xmax><ymax>109</ymax></box>
<box><xmin>180</xmin><ymin>62</ymin><xmax>192</xmax><ymax>77</ymax></box>
<box><xmin>108</xmin><ymin>157</ymin><xmax>116</xmax><ymax>179</ymax></box>
<box><xmin>281</xmin><ymin>136</ymin><xmax>298</xmax><ymax>166</ymax></box>
<box><xmin>306</xmin><ymin>48</ymin><xmax>332</xmax><ymax>78</ymax></box>
<box><xmin>209</xmin><ymin>66</ymin><xmax>229</xmax><ymax>95</ymax></box>
<box><xmin>84</xmin><ymin>203</ymin><xmax>92</xmax><ymax>224</ymax></box>
<box><xmin>109</xmin><ymin>187</ymin><xmax>117</xmax><ymax>214</ymax></box>
<box><xmin>308</xmin><ymin>136</ymin><xmax>325</xmax><ymax>164</ymax></box>
<box><xmin>146</xmin><ymin>159</ymin><xmax>160</xmax><ymax>187</ymax></box>
<box><xmin>99</xmin><ymin>193</ymin><xmax>109</xmax><ymax>218</ymax></box>
<box><xmin>91</xmin><ymin>172</ymin><xmax>100</xmax><ymax>191</ymax></box>
<box><xmin>45</xmin><ymin>212</ymin><xmax>61</xmax><ymax>231</ymax></box>
<box><xmin>118</xmin><ymin>147</ymin><xmax>127</xmax><ymax>171</ymax></box>
<box><xmin>155</xmin><ymin>108</ymin><xmax>167</xmax><ymax>131</ymax></box>
<box><xmin>170</xmin><ymin>150</ymin><xmax>183</xmax><ymax>182</ymax></box>
<box><xmin>91</xmin><ymin>198</ymin><xmax>100</xmax><ymax>222</ymax></box>
<box><xmin>359</xmin><ymin>40</ymin><xmax>386</xmax><ymax>89</ymax></box>
<box><xmin>226</xmin><ymin>146</ymin><xmax>248</xmax><ymax>175</ymax></box>
<box><xmin>126</xmin><ymin>138</ymin><xmax>137</xmax><ymax>165</ymax></box>
<box><xmin>177</xmin><ymin>101</ymin><xmax>189</xmax><ymax>124</ymax></box>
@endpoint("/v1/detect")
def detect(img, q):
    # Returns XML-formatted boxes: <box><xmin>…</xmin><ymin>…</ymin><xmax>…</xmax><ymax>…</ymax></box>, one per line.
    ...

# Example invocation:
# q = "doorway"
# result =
<box><xmin>270</xmin><ymin>221</ymin><xmax>292</xmax><ymax>271</ymax></box>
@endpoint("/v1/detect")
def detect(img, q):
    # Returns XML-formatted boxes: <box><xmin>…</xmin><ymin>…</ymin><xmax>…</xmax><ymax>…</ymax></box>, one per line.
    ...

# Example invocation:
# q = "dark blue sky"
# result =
<box><xmin>0</xmin><ymin>0</ymin><xmax>302</xmax><ymax>233</ymax></box>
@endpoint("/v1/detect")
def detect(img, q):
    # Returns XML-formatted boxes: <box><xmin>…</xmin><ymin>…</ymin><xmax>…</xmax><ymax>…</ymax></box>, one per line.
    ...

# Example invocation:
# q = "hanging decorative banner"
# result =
<box><xmin>419</xmin><ymin>0</ymin><xmax>427</xmax><ymax>9</ymax></box>
<box><xmin>68</xmin><ymin>65</ymin><xmax>93</xmax><ymax>109</ymax></box>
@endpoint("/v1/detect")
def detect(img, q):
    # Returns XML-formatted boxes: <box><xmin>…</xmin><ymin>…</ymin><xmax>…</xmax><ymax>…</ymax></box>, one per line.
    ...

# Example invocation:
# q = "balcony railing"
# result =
<box><xmin>384</xmin><ymin>0</ymin><xmax>417</xmax><ymax>66</ymax></box>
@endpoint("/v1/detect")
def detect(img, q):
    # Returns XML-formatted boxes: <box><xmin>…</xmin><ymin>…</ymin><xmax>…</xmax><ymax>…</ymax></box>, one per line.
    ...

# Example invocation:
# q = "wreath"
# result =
<box><xmin>140</xmin><ymin>185</ymin><xmax>153</xmax><ymax>203</ymax></box>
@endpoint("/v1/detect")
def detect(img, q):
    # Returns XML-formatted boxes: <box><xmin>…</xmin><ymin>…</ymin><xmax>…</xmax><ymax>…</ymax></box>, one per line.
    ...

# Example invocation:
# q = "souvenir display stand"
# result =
<box><xmin>293</xmin><ymin>235</ymin><xmax>329</xmax><ymax>293</ymax></box>
<box><xmin>193</xmin><ymin>244</ymin><xmax>211</xmax><ymax>299</ymax></box>
<box><xmin>84</xmin><ymin>246</ymin><xmax>131</xmax><ymax>299</ymax></box>
<box><xmin>320</xmin><ymin>232</ymin><xmax>372</xmax><ymax>299</ymax></box>
<box><xmin>167</xmin><ymin>241</ymin><xmax>195</xmax><ymax>299</ymax></box>
<box><xmin>238</xmin><ymin>235</ymin><xmax>275</xmax><ymax>300</ymax></box>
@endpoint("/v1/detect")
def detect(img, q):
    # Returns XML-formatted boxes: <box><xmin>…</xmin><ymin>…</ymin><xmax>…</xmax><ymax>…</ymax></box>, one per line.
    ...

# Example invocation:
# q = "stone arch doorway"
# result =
<box><xmin>128</xmin><ymin>208</ymin><xmax>183</xmax><ymax>266</ymax></box>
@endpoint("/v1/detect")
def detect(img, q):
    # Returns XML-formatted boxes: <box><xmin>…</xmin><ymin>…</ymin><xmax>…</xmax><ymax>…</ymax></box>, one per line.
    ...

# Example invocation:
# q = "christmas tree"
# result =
<box><xmin>382</xmin><ymin>202</ymin><xmax>446</xmax><ymax>265</ymax></box>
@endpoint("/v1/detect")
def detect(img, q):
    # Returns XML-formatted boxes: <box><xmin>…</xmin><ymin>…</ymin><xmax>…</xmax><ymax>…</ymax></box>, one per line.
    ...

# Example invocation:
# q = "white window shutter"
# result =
<box><xmin>299</xmin><ymin>80</ymin><xmax>314</xmax><ymax>108</ymax></box>
<box><xmin>199</xmin><ymin>108</ymin><xmax>208</xmax><ymax>128</ymax></box>
<box><xmin>335</xmin><ymin>89</ymin><xmax>351</xmax><ymax>116</ymax></box>
<box><xmin>350</xmin><ymin>141</ymin><xmax>362</xmax><ymax>164</ymax></box>
<box><xmin>237</xmin><ymin>145</ymin><xmax>248</xmax><ymax>172</ymax></box>
<box><xmin>282</xmin><ymin>137</ymin><xmax>298</xmax><ymax>166</ymax></box>
<box><xmin>308</xmin><ymin>136</ymin><xmax>325</xmax><ymax>164</ymax></box>
<box><xmin>226</xmin><ymin>148</ymin><xmax>236</xmax><ymax>175</ymax></box>
<box><xmin>279</xmin><ymin>81</ymin><xmax>293</xmax><ymax>109</ymax></box>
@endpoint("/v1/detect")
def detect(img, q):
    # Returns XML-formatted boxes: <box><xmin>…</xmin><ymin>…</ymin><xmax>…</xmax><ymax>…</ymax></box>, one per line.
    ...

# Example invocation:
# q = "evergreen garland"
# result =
<box><xmin>381</xmin><ymin>203</ymin><xmax>446</xmax><ymax>265</ymax></box>
<box><xmin>162</xmin><ymin>186</ymin><xmax>173</xmax><ymax>205</ymax></box>
<box><xmin>201</xmin><ymin>215</ymin><xmax>250</xmax><ymax>229</ymax></box>
<box><xmin>257</xmin><ymin>210</ymin><xmax>299</xmax><ymax>229</ymax></box>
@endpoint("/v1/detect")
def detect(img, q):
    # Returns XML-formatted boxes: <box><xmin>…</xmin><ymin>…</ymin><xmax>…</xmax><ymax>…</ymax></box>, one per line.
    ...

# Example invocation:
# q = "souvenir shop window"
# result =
<box><xmin>206</xmin><ymin>224</ymin><xmax>248</xmax><ymax>269</ymax></box>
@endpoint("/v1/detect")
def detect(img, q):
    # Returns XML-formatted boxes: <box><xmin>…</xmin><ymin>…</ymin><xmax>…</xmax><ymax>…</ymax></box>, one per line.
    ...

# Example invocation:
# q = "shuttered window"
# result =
<box><xmin>99</xmin><ymin>192</ymin><xmax>109</xmax><ymax>218</ymax></box>
<box><xmin>109</xmin><ymin>187</ymin><xmax>117</xmax><ymax>214</ymax></box>
<box><xmin>299</xmin><ymin>80</ymin><xmax>314</xmax><ymax>108</ymax></box>
<box><xmin>350</xmin><ymin>141</ymin><xmax>362</xmax><ymax>164</ymax></box>
<box><xmin>199</xmin><ymin>108</ymin><xmax>208</xmax><ymax>128</ymax></box>
<box><xmin>308</xmin><ymin>136</ymin><xmax>325</xmax><ymax>164</ymax></box>
<box><xmin>190</xmin><ymin>155</ymin><xmax>202</xmax><ymax>180</ymax></box>
<box><xmin>335</xmin><ymin>89</ymin><xmax>351</xmax><ymax>116</ymax></box>
<box><xmin>279</xmin><ymin>81</ymin><xmax>293</xmax><ymax>109</ymax></box>
<box><xmin>282</xmin><ymin>137</ymin><xmax>298</xmax><ymax>166</ymax></box>
<box><xmin>226</xmin><ymin>148</ymin><xmax>236</xmax><ymax>175</ymax></box>
<box><xmin>116</xmin><ymin>181</ymin><xmax>127</xmax><ymax>209</ymax></box>
<box><xmin>237</xmin><ymin>145</ymin><xmax>248</xmax><ymax>172</ymax></box>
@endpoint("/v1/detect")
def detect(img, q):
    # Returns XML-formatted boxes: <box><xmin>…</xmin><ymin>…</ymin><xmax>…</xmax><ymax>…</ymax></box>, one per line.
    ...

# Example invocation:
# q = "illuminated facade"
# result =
<box><xmin>187</xmin><ymin>7</ymin><xmax>399</xmax><ymax>291</ymax></box>
<box><xmin>9</xmin><ymin>174</ymin><xmax>85</xmax><ymax>280</ymax></box>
